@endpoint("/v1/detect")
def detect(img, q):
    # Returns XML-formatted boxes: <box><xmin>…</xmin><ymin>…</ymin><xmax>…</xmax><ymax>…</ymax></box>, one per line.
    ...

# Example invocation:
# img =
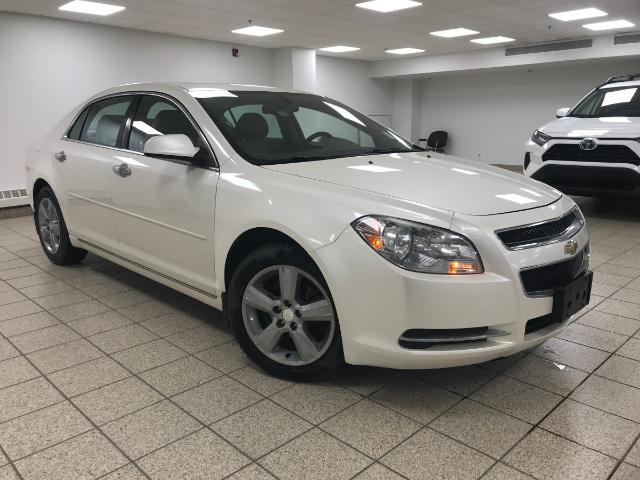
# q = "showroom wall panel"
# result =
<box><xmin>420</xmin><ymin>59</ymin><xmax>640</xmax><ymax>166</ymax></box>
<box><xmin>0</xmin><ymin>12</ymin><xmax>274</xmax><ymax>191</ymax></box>
<box><xmin>0</xmin><ymin>12</ymin><xmax>396</xmax><ymax>192</ymax></box>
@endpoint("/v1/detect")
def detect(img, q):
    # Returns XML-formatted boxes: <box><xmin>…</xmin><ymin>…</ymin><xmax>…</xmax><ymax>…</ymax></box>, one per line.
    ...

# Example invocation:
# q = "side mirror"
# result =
<box><xmin>143</xmin><ymin>134</ymin><xmax>200</xmax><ymax>159</ymax></box>
<box><xmin>555</xmin><ymin>107</ymin><xmax>570</xmax><ymax>118</ymax></box>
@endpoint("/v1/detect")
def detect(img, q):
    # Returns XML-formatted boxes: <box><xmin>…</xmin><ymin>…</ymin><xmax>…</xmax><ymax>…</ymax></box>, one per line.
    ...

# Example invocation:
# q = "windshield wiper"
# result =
<box><xmin>363</xmin><ymin>147</ymin><xmax>421</xmax><ymax>155</ymax></box>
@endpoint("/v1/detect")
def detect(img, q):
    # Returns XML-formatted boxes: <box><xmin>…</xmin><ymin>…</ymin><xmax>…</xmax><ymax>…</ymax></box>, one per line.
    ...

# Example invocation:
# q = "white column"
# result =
<box><xmin>391</xmin><ymin>78</ymin><xmax>422</xmax><ymax>143</ymax></box>
<box><xmin>272</xmin><ymin>47</ymin><xmax>317</xmax><ymax>93</ymax></box>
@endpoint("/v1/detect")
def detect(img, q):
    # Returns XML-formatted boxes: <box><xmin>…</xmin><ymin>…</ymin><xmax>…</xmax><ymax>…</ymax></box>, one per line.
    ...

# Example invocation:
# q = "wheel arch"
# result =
<box><xmin>224</xmin><ymin>227</ymin><xmax>316</xmax><ymax>289</ymax></box>
<box><xmin>32</xmin><ymin>178</ymin><xmax>51</xmax><ymax>202</ymax></box>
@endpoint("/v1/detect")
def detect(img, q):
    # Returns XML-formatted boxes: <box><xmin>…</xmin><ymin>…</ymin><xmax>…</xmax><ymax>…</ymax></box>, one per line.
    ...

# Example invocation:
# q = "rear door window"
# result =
<box><xmin>80</xmin><ymin>96</ymin><xmax>135</xmax><ymax>147</ymax></box>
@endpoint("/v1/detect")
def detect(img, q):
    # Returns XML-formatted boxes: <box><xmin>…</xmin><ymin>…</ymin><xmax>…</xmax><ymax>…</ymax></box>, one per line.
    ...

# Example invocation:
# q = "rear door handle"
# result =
<box><xmin>54</xmin><ymin>151</ymin><xmax>66</xmax><ymax>162</ymax></box>
<box><xmin>113</xmin><ymin>163</ymin><xmax>132</xmax><ymax>177</ymax></box>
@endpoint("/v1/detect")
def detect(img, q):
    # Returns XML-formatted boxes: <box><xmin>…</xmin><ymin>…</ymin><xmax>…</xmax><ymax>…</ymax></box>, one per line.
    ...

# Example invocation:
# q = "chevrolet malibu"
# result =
<box><xmin>26</xmin><ymin>83</ymin><xmax>592</xmax><ymax>379</ymax></box>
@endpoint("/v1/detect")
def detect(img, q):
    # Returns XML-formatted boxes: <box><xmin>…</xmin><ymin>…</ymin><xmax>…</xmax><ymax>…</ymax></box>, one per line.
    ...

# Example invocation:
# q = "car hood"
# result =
<box><xmin>262</xmin><ymin>152</ymin><xmax>561</xmax><ymax>216</ymax></box>
<box><xmin>540</xmin><ymin>116</ymin><xmax>640</xmax><ymax>137</ymax></box>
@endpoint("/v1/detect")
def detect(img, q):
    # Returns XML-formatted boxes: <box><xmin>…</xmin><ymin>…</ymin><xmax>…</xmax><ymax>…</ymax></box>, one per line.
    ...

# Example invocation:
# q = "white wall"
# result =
<box><xmin>0</xmin><ymin>12</ymin><xmax>396</xmax><ymax>192</ymax></box>
<box><xmin>420</xmin><ymin>59</ymin><xmax>640</xmax><ymax>165</ymax></box>
<box><xmin>315</xmin><ymin>56</ymin><xmax>393</xmax><ymax>126</ymax></box>
<box><xmin>0</xmin><ymin>12</ymin><xmax>275</xmax><ymax>191</ymax></box>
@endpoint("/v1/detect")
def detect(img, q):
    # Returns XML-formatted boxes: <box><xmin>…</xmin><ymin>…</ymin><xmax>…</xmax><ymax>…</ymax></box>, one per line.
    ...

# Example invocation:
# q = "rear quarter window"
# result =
<box><xmin>67</xmin><ymin>107</ymin><xmax>89</xmax><ymax>140</ymax></box>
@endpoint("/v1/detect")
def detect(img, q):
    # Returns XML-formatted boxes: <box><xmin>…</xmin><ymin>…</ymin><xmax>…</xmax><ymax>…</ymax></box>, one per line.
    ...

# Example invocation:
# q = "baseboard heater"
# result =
<box><xmin>0</xmin><ymin>189</ymin><xmax>29</xmax><ymax>208</ymax></box>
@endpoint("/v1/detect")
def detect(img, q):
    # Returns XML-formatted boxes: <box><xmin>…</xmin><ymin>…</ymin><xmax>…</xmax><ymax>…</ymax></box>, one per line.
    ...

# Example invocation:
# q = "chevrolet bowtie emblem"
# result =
<box><xmin>564</xmin><ymin>240</ymin><xmax>578</xmax><ymax>255</ymax></box>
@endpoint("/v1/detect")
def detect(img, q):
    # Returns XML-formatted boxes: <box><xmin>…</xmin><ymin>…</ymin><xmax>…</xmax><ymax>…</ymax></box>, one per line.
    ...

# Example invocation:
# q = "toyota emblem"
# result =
<box><xmin>579</xmin><ymin>138</ymin><xmax>598</xmax><ymax>151</ymax></box>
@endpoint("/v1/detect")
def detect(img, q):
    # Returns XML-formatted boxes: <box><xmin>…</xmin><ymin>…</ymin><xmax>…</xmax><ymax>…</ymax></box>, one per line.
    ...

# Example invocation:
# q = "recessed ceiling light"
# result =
<box><xmin>319</xmin><ymin>46</ymin><xmax>361</xmax><ymax>53</ymax></box>
<box><xmin>386</xmin><ymin>47</ymin><xmax>425</xmax><ymax>54</ymax></box>
<box><xmin>430</xmin><ymin>28</ymin><xmax>479</xmax><ymax>38</ymax></box>
<box><xmin>583</xmin><ymin>19</ymin><xmax>635</xmax><ymax>31</ymax></box>
<box><xmin>231</xmin><ymin>26</ymin><xmax>284</xmax><ymax>36</ymax></box>
<box><xmin>549</xmin><ymin>8</ymin><xmax>607</xmax><ymax>22</ymax></box>
<box><xmin>58</xmin><ymin>0</ymin><xmax>124</xmax><ymax>16</ymax></box>
<box><xmin>355</xmin><ymin>0</ymin><xmax>422</xmax><ymax>13</ymax></box>
<box><xmin>470</xmin><ymin>36</ymin><xmax>515</xmax><ymax>45</ymax></box>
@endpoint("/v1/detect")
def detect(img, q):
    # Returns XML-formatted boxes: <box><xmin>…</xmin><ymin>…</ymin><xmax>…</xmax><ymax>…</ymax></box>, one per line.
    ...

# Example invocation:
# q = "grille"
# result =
<box><xmin>542</xmin><ymin>144</ymin><xmax>640</xmax><ymax>166</ymax></box>
<box><xmin>520</xmin><ymin>248</ymin><xmax>588</xmax><ymax>296</ymax></box>
<box><xmin>497</xmin><ymin>210</ymin><xmax>580</xmax><ymax>249</ymax></box>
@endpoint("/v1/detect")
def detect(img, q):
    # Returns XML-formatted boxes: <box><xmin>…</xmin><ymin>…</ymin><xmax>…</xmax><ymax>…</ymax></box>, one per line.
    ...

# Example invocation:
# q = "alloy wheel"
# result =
<box><xmin>37</xmin><ymin>198</ymin><xmax>61</xmax><ymax>255</ymax></box>
<box><xmin>241</xmin><ymin>265</ymin><xmax>336</xmax><ymax>366</ymax></box>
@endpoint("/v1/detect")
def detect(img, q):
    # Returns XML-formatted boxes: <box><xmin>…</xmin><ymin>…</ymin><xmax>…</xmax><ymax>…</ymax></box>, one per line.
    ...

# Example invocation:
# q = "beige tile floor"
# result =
<box><xmin>0</xmin><ymin>196</ymin><xmax>639</xmax><ymax>480</ymax></box>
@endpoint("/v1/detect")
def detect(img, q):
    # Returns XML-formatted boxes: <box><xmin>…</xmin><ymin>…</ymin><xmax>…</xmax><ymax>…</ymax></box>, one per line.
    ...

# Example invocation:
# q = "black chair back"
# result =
<box><xmin>427</xmin><ymin>131</ymin><xmax>448</xmax><ymax>153</ymax></box>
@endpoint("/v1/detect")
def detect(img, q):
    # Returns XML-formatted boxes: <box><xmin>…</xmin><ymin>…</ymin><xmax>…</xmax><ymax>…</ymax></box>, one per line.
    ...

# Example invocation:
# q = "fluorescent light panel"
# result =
<box><xmin>58</xmin><ymin>0</ymin><xmax>124</xmax><ymax>15</ymax></box>
<box><xmin>583</xmin><ymin>19</ymin><xmax>635</xmax><ymax>31</ymax></box>
<box><xmin>319</xmin><ymin>46</ymin><xmax>361</xmax><ymax>53</ymax></box>
<box><xmin>355</xmin><ymin>0</ymin><xmax>422</xmax><ymax>13</ymax></box>
<box><xmin>470</xmin><ymin>36</ymin><xmax>515</xmax><ymax>44</ymax></box>
<box><xmin>386</xmin><ymin>47</ymin><xmax>425</xmax><ymax>54</ymax></box>
<box><xmin>430</xmin><ymin>28</ymin><xmax>479</xmax><ymax>38</ymax></box>
<box><xmin>232</xmin><ymin>25</ymin><xmax>284</xmax><ymax>36</ymax></box>
<box><xmin>549</xmin><ymin>8</ymin><xmax>607</xmax><ymax>21</ymax></box>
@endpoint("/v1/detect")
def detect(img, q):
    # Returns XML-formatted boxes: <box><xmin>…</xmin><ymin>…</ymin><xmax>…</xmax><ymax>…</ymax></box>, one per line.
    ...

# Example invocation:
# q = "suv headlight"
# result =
<box><xmin>531</xmin><ymin>130</ymin><xmax>551</xmax><ymax>147</ymax></box>
<box><xmin>352</xmin><ymin>216</ymin><xmax>483</xmax><ymax>274</ymax></box>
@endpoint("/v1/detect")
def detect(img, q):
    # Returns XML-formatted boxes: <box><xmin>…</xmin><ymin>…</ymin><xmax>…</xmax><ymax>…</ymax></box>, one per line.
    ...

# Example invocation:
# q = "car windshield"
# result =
<box><xmin>194</xmin><ymin>89</ymin><xmax>419</xmax><ymax>165</ymax></box>
<box><xmin>571</xmin><ymin>85</ymin><xmax>640</xmax><ymax>118</ymax></box>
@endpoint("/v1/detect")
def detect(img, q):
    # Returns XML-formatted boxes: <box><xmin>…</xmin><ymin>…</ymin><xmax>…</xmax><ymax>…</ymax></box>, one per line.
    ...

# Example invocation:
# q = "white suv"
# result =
<box><xmin>525</xmin><ymin>74</ymin><xmax>640</xmax><ymax>196</ymax></box>
<box><xmin>27</xmin><ymin>83</ymin><xmax>591</xmax><ymax>379</ymax></box>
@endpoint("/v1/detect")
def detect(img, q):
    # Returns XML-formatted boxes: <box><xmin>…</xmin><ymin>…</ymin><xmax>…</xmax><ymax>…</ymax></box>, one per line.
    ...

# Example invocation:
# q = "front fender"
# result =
<box><xmin>213</xmin><ymin>158</ymin><xmax>454</xmax><ymax>293</ymax></box>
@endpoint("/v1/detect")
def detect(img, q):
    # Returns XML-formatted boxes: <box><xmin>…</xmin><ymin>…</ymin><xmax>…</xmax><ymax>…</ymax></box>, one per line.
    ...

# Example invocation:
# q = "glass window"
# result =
<box><xmin>80</xmin><ymin>96</ymin><xmax>134</xmax><ymax>147</ymax></box>
<box><xmin>67</xmin><ymin>107</ymin><xmax>89</xmax><ymax>140</ymax></box>
<box><xmin>294</xmin><ymin>107</ymin><xmax>373</xmax><ymax>147</ymax></box>
<box><xmin>225</xmin><ymin>105</ymin><xmax>282</xmax><ymax>138</ymax></box>
<box><xmin>571</xmin><ymin>86</ymin><xmax>640</xmax><ymax>118</ymax></box>
<box><xmin>195</xmin><ymin>91</ymin><xmax>416</xmax><ymax>165</ymax></box>
<box><xmin>128</xmin><ymin>96</ymin><xmax>200</xmax><ymax>152</ymax></box>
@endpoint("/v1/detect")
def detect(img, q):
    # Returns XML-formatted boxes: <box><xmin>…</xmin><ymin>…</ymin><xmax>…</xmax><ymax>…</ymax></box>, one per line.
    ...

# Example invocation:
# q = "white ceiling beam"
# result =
<box><xmin>370</xmin><ymin>35</ymin><xmax>640</xmax><ymax>79</ymax></box>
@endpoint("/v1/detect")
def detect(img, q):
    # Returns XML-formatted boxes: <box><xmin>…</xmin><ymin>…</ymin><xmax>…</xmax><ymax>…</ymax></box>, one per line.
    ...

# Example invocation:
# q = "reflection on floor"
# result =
<box><xmin>0</xmin><ymin>196</ymin><xmax>639</xmax><ymax>479</ymax></box>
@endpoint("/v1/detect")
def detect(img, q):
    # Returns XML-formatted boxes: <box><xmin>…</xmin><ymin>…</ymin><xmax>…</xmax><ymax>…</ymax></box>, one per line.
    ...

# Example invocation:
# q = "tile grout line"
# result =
<box><xmin>0</xmin><ymin>333</ymin><xmax>154</xmax><ymax>480</ymax></box>
<box><xmin>3</xmin><ymin>216</ymin><xmax>640</xmax><ymax>480</ymax></box>
<box><xmin>481</xmin><ymin>311</ymin><xmax>637</xmax><ymax>480</ymax></box>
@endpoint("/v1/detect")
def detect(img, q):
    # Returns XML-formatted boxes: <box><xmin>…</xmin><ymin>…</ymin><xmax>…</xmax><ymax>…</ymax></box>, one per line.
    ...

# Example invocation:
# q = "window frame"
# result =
<box><xmin>62</xmin><ymin>91</ymin><xmax>218</xmax><ymax>169</ymax></box>
<box><xmin>66</xmin><ymin>106</ymin><xmax>90</xmax><ymax>140</ymax></box>
<box><xmin>76</xmin><ymin>94</ymin><xmax>137</xmax><ymax>148</ymax></box>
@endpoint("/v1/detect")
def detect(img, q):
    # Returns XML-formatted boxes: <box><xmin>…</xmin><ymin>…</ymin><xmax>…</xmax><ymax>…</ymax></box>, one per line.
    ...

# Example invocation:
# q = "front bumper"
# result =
<box><xmin>315</xmin><ymin>195</ymin><xmax>590</xmax><ymax>369</ymax></box>
<box><xmin>524</xmin><ymin>139</ymin><xmax>640</xmax><ymax>197</ymax></box>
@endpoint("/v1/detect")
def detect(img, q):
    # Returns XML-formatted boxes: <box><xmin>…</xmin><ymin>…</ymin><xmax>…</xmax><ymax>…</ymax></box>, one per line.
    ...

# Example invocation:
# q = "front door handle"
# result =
<box><xmin>54</xmin><ymin>151</ymin><xmax>66</xmax><ymax>162</ymax></box>
<box><xmin>113</xmin><ymin>163</ymin><xmax>132</xmax><ymax>177</ymax></box>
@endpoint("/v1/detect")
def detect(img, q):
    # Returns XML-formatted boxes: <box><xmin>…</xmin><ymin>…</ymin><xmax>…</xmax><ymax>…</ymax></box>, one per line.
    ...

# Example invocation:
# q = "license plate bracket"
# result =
<box><xmin>552</xmin><ymin>271</ymin><xmax>593</xmax><ymax>323</ymax></box>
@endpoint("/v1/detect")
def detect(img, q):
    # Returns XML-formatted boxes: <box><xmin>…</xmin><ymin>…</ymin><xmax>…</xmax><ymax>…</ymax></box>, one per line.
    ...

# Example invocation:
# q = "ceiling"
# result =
<box><xmin>1</xmin><ymin>0</ymin><xmax>639</xmax><ymax>60</ymax></box>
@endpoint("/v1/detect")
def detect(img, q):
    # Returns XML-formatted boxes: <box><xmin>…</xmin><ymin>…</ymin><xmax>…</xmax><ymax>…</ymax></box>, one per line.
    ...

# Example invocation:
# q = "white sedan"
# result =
<box><xmin>26</xmin><ymin>83</ymin><xmax>592</xmax><ymax>379</ymax></box>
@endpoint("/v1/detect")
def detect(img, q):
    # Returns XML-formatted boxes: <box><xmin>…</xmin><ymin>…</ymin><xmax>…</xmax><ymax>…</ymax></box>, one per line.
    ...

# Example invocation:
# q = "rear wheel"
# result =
<box><xmin>227</xmin><ymin>243</ymin><xmax>342</xmax><ymax>380</ymax></box>
<box><xmin>35</xmin><ymin>187</ymin><xmax>87</xmax><ymax>265</ymax></box>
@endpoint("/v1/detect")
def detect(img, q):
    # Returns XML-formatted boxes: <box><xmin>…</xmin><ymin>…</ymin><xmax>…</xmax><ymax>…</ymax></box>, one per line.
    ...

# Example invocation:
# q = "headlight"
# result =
<box><xmin>352</xmin><ymin>216</ymin><xmax>483</xmax><ymax>274</ymax></box>
<box><xmin>531</xmin><ymin>130</ymin><xmax>551</xmax><ymax>147</ymax></box>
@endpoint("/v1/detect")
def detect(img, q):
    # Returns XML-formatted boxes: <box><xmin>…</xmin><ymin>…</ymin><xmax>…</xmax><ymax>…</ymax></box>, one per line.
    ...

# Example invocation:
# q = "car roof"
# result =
<box><xmin>104</xmin><ymin>82</ymin><xmax>305</xmax><ymax>95</ymax></box>
<box><xmin>601</xmin><ymin>80</ymin><xmax>640</xmax><ymax>89</ymax></box>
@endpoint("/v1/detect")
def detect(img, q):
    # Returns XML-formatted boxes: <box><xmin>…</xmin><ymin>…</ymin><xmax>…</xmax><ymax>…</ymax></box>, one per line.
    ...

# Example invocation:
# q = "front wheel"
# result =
<box><xmin>227</xmin><ymin>243</ymin><xmax>342</xmax><ymax>380</ymax></box>
<box><xmin>35</xmin><ymin>187</ymin><xmax>87</xmax><ymax>265</ymax></box>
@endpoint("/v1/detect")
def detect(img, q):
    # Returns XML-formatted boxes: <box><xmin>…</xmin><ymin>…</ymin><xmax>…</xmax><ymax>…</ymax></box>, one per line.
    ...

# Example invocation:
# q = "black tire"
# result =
<box><xmin>227</xmin><ymin>243</ymin><xmax>343</xmax><ymax>381</ymax></box>
<box><xmin>34</xmin><ymin>187</ymin><xmax>87</xmax><ymax>265</ymax></box>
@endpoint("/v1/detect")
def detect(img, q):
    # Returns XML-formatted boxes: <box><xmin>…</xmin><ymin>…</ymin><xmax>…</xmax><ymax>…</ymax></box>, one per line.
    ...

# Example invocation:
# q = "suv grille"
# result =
<box><xmin>497</xmin><ymin>210</ymin><xmax>582</xmax><ymax>249</ymax></box>
<box><xmin>520</xmin><ymin>247</ymin><xmax>588</xmax><ymax>296</ymax></box>
<box><xmin>542</xmin><ymin>144</ymin><xmax>640</xmax><ymax>166</ymax></box>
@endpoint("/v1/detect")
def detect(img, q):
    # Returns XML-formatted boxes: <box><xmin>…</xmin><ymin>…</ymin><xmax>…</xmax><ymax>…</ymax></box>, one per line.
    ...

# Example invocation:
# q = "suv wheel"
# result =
<box><xmin>227</xmin><ymin>243</ymin><xmax>342</xmax><ymax>380</ymax></box>
<box><xmin>35</xmin><ymin>187</ymin><xmax>87</xmax><ymax>265</ymax></box>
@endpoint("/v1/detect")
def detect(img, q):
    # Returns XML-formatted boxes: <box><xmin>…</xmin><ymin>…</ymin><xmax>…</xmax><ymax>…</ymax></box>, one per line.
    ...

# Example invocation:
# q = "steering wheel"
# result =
<box><xmin>306</xmin><ymin>131</ymin><xmax>333</xmax><ymax>143</ymax></box>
